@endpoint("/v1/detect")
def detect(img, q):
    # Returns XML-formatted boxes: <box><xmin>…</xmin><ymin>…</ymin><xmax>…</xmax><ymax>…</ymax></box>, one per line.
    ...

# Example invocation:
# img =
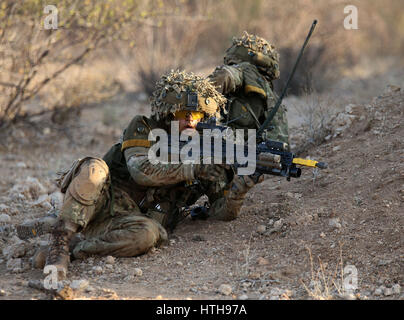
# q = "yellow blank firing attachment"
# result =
<box><xmin>293</xmin><ymin>158</ymin><xmax>328</xmax><ymax>169</ymax></box>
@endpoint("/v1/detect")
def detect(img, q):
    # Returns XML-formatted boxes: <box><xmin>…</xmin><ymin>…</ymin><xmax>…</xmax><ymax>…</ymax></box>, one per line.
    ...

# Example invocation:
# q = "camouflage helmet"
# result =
<box><xmin>150</xmin><ymin>70</ymin><xmax>226</xmax><ymax>121</ymax></box>
<box><xmin>224</xmin><ymin>31</ymin><xmax>280</xmax><ymax>80</ymax></box>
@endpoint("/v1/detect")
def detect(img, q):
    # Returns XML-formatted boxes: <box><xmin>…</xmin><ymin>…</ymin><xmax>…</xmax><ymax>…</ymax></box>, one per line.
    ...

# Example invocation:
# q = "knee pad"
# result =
<box><xmin>68</xmin><ymin>158</ymin><xmax>109</xmax><ymax>206</ymax></box>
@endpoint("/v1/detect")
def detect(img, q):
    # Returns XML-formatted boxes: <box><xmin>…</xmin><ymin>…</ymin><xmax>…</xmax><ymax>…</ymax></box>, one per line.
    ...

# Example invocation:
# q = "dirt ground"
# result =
<box><xmin>0</xmin><ymin>86</ymin><xmax>402</xmax><ymax>300</ymax></box>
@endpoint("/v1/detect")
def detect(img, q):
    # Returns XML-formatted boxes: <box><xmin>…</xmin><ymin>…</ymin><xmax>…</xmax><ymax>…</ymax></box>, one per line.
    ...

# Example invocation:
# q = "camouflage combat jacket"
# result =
<box><xmin>209</xmin><ymin>62</ymin><xmax>289</xmax><ymax>145</ymax></box>
<box><xmin>102</xmin><ymin>115</ymin><xmax>232</xmax><ymax>231</ymax></box>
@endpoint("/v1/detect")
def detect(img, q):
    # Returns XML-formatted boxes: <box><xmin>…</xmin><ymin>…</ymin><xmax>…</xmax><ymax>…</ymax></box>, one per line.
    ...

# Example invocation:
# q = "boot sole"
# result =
<box><xmin>16</xmin><ymin>222</ymin><xmax>52</xmax><ymax>240</ymax></box>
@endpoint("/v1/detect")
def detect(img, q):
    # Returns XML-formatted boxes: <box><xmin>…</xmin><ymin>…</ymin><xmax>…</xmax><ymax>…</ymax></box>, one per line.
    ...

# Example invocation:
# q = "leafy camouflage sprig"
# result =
<box><xmin>232</xmin><ymin>31</ymin><xmax>279</xmax><ymax>61</ymax></box>
<box><xmin>150</xmin><ymin>70</ymin><xmax>226</xmax><ymax>120</ymax></box>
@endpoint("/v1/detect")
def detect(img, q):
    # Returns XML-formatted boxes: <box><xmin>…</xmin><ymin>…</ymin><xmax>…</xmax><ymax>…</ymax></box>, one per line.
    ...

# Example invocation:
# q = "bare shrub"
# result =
<box><xmin>120</xmin><ymin>2</ymin><xmax>214</xmax><ymax>96</ymax></box>
<box><xmin>0</xmin><ymin>0</ymin><xmax>152</xmax><ymax>129</ymax></box>
<box><xmin>288</xmin><ymin>92</ymin><xmax>336</xmax><ymax>154</ymax></box>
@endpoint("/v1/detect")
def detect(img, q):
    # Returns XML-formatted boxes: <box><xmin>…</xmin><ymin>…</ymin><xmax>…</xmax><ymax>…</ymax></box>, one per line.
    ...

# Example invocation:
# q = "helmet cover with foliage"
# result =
<box><xmin>150</xmin><ymin>70</ymin><xmax>227</xmax><ymax>121</ymax></box>
<box><xmin>224</xmin><ymin>31</ymin><xmax>280</xmax><ymax>80</ymax></box>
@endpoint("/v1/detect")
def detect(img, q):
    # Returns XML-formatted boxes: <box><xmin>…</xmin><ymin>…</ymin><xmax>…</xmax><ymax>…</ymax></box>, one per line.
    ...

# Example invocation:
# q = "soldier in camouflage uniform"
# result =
<box><xmin>208</xmin><ymin>31</ymin><xmax>289</xmax><ymax>146</ymax></box>
<box><xmin>42</xmin><ymin>70</ymin><xmax>263</xmax><ymax>280</ymax></box>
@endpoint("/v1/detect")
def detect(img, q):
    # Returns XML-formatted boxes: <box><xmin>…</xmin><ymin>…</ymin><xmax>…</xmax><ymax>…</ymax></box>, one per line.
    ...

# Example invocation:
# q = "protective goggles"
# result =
<box><xmin>174</xmin><ymin>110</ymin><xmax>205</xmax><ymax>120</ymax></box>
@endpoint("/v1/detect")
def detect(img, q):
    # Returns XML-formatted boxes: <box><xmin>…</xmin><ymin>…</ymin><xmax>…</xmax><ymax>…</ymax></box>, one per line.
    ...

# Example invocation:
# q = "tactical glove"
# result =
<box><xmin>231</xmin><ymin>172</ymin><xmax>264</xmax><ymax>195</ymax></box>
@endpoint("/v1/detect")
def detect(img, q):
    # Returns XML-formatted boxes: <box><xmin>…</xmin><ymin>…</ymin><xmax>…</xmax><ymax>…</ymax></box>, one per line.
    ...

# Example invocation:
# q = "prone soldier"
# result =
<box><xmin>31</xmin><ymin>70</ymin><xmax>263</xmax><ymax>280</ymax></box>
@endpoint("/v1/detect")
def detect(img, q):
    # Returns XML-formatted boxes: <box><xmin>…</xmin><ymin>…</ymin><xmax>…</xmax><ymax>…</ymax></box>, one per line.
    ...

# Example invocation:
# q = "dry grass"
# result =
<box><xmin>300</xmin><ymin>244</ymin><xmax>357</xmax><ymax>300</ymax></box>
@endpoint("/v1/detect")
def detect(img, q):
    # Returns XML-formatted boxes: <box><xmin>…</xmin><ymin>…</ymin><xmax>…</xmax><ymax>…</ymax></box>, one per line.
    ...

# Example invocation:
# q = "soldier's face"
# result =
<box><xmin>175</xmin><ymin>111</ymin><xmax>203</xmax><ymax>132</ymax></box>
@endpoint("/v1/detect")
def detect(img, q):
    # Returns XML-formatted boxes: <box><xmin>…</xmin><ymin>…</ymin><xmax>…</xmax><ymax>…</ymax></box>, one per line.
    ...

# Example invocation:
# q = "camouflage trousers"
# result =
<box><xmin>58</xmin><ymin>157</ymin><xmax>167</xmax><ymax>258</ymax></box>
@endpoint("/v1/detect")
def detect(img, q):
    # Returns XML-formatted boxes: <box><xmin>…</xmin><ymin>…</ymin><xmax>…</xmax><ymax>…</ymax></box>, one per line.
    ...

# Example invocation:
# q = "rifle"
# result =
<box><xmin>163</xmin><ymin>122</ymin><xmax>328</xmax><ymax>181</ymax></box>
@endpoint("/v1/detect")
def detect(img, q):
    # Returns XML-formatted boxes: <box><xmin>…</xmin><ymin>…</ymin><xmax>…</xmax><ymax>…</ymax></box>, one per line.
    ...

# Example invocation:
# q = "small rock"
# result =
<box><xmin>345</xmin><ymin>104</ymin><xmax>354</xmax><ymax>114</ymax></box>
<box><xmin>16</xmin><ymin>162</ymin><xmax>27</xmax><ymax>169</ymax></box>
<box><xmin>320</xmin><ymin>232</ymin><xmax>326</xmax><ymax>238</ymax></box>
<box><xmin>92</xmin><ymin>266</ymin><xmax>103</xmax><ymax>275</ymax></box>
<box><xmin>283</xmin><ymin>289</ymin><xmax>295</xmax><ymax>298</ymax></box>
<box><xmin>249</xmin><ymin>272</ymin><xmax>261</xmax><ymax>280</ymax></box>
<box><xmin>123</xmin><ymin>275</ymin><xmax>134</xmax><ymax>282</ymax></box>
<box><xmin>0</xmin><ymin>204</ymin><xmax>9</xmax><ymax>213</ymax></box>
<box><xmin>39</xmin><ymin>240</ymin><xmax>50</xmax><ymax>247</ymax></box>
<box><xmin>16</xmin><ymin>280</ymin><xmax>27</xmax><ymax>287</ymax></box>
<box><xmin>134</xmin><ymin>268</ymin><xmax>143</xmax><ymax>276</ymax></box>
<box><xmin>239</xmin><ymin>294</ymin><xmax>248</xmax><ymax>300</ymax></box>
<box><xmin>3</xmin><ymin>241</ymin><xmax>26</xmax><ymax>259</ymax></box>
<box><xmin>273</xmin><ymin>219</ymin><xmax>284</xmax><ymax>231</ymax></box>
<box><xmin>9</xmin><ymin>176</ymin><xmax>47</xmax><ymax>201</ymax></box>
<box><xmin>85</xmin><ymin>286</ymin><xmax>95</xmax><ymax>293</ymax></box>
<box><xmin>392</xmin><ymin>284</ymin><xmax>401</xmax><ymax>295</ymax></box>
<box><xmin>30</xmin><ymin>194</ymin><xmax>51</xmax><ymax>209</ymax></box>
<box><xmin>383</xmin><ymin>287</ymin><xmax>393</xmax><ymax>296</ymax></box>
<box><xmin>257</xmin><ymin>257</ymin><xmax>269</xmax><ymax>266</ymax></box>
<box><xmin>386</xmin><ymin>84</ymin><xmax>401</xmax><ymax>93</ymax></box>
<box><xmin>341</xmin><ymin>293</ymin><xmax>357</xmax><ymax>300</ymax></box>
<box><xmin>286</xmin><ymin>192</ymin><xmax>294</xmax><ymax>199</ymax></box>
<box><xmin>6</xmin><ymin>258</ymin><xmax>23</xmax><ymax>272</ymax></box>
<box><xmin>201</xmin><ymin>286</ymin><xmax>208</xmax><ymax>291</ymax></box>
<box><xmin>105</xmin><ymin>256</ymin><xmax>115</xmax><ymax>265</ymax></box>
<box><xmin>49</xmin><ymin>191</ymin><xmax>64</xmax><ymax>210</ymax></box>
<box><xmin>0</xmin><ymin>213</ymin><xmax>11</xmax><ymax>223</ymax></box>
<box><xmin>270</xmin><ymin>287</ymin><xmax>283</xmax><ymax>297</ymax></box>
<box><xmin>192</xmin><ymin>235</ymin><xmax>205</xmax><ymax>242</ymax></box>
<box><xmin>57</xmin><ymin>284</ymin><xmax>75</xmax><ymax>300</ymax></box>
<box><xmin>0</xmin><ymin>289</ymin><xmax>7</xmax><ymax>296</ymax></box>
<box><xmin>377</xmin><ymin>259</ymin><xmax>392</xmax><ymax>266</ymax></box>
<box><xmin>241</xmin><ymin>282</ymin><xmax>251</xmax><ymax>289</ymax></box>
<box><xmin>294</xmin><ymin>193</ymin><xmax>303</xmax><ymax>200</ymax></box>
<box><xmin>218</xmin><ymin>284</ymin><xmax>232</xmax><ymax>296</ymax></box>
<box><xmin>257</xmin><ymin>225</ymin><xmax>266</xmax><ymax>234</ymax></box>
<box><xmin>176</xmin><ymin>261</ymin><xmax>183</xmax><ymax>266</ymax></box>
<box><xmin>329</xmin><ymin>218</ymin><xmax>342</xmax><ymax>229</ymax></box>
<box><xmin>332</xmin><ymin>145</ymin><xmax>341</xmax><ymax>152</ymax></box>
<box><xmin>374</xmin><ymin>286</ymin><xmax>384</xmax><ymax>296</ymax></box>
<box><xmin>268</xmin><ymin>219</ymin><xmax>274</xmax><ymax>226</ymax></box>
<box><xmin>70</xmin><ymin>279</ymin><xmax>90</xmax><ymax>291</ymax></box>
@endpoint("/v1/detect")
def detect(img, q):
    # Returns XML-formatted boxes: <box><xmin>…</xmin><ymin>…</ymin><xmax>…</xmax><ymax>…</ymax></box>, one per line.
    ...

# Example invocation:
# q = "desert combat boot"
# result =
<box><xmin>45</xmin><ymin>220</ymin><xmax>78</xmax><ymax>280</ymax></box>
